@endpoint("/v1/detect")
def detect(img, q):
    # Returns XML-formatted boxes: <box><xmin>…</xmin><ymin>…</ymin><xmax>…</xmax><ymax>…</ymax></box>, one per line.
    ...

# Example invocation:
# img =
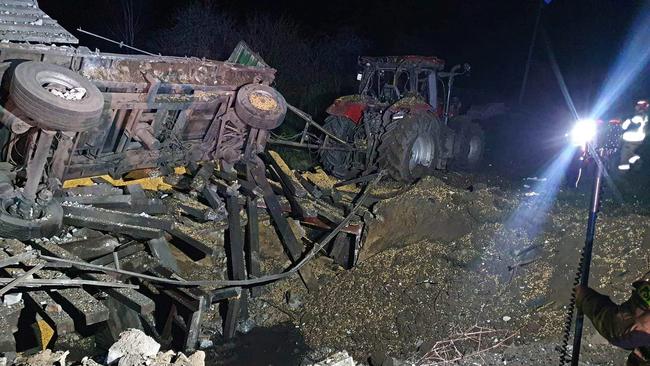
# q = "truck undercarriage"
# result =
<box><xmin>0</xmin><ymin>42</ymin><xmax>287</xmax><ymax>239</ymax></box>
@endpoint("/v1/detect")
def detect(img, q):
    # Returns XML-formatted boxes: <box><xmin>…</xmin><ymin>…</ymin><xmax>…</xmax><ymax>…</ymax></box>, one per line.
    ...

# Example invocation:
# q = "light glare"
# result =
<box><xmin>570</xmin><ymin>119</ymin><xmax>597</xmax><ymax>146</ymax></box>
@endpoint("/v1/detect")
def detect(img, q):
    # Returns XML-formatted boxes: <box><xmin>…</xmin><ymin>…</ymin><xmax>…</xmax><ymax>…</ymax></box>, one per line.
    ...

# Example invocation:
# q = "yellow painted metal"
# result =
<box><xmin>62</xmin><ymin>167</ymin><xmax>187</xmax><ymax>191</ymax></box>
<box><xmin>35</xmin><ymin>319</ymin><xmax>54</xmax><ymax>350</ymax></box>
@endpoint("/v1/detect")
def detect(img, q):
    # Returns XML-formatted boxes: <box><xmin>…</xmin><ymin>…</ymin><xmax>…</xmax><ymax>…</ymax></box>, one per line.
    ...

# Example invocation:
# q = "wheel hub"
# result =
<box><xmin>409</xmin><ymin>136</ymin><xmax>434</xmax><ymax>172</ymax></box>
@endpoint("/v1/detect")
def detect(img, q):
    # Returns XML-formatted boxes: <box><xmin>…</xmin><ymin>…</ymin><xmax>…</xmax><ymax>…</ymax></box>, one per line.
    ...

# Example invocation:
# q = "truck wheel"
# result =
<box><xmin>378</xmin><ymin>114</ymin><xmax>440</xmax><ymax>182</ymax></box>
<box><xmin>320</xmin><ymin>115</ymin><xmax>357</xmax><ymax>179</ymax></box>
<box><xmin>235</xmin><ymin>83</ymin><xmax>287</xmax><ymax>130</ymax></box>
<box><xmin>0</xmin><ymin>199</ymin><xmax>63</xmax><ymax>240</ymax></box>
<box><xmin>452</xmin><ymin>120</ymin><xmax>484</xmax><ymax>170</ymax></box>
<box><xmin>9</xmin><ymin>61</ymin><xmax>104</xmax><ymax>132</ymax></box>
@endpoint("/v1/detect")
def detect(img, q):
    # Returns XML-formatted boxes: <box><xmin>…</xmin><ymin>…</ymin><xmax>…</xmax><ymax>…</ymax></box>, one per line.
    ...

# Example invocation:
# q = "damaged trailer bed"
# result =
<box><xmin>0</xmin><ymin>40</ymin><xmax>287</xmax><ymax>240</ymax></box>
<box><xmin>0</xmin><ymin>3</ymin><xmax>379</xmax><ymax>359</ymax></box>
<box><xmin>0</xmin><ymin>152</ymin><xmax>379</xmax><ymax>360</ymax></box>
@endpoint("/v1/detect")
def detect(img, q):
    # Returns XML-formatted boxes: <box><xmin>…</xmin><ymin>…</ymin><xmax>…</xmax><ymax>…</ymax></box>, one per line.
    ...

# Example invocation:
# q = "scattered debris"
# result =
<box><xmin>308</xmin><ymin>351</ymin><xmax>356</xmax><ymax>366</ymax></box>
<box><xmin>415</xmin><ymin>326</ymin><xmax>518</xmax><ymax>365</ymax></box>
<box><xmin>107</xmin><ymin>329</ymin><xmax>160</xmax><ymax>364</ymax></box>
<box><xmin>14</xmin><ymin>350</ymin><xmax>69</xmax><ymax>366</ymax></box>
<box><xmin>285</xmin><ymin>290</ymin><xmax>303</xmax><ymax>310</ymax></box>
<box><xmin>46</xmin><ymin>86</ymin><xmax>86</xmax><ymax>101</ymax></box>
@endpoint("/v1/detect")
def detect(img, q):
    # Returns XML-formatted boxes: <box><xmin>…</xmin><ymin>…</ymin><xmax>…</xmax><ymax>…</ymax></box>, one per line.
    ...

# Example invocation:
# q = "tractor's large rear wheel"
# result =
<box><xmin>320</xmin><ymin>115</ymin><xmax>358</xmax><ymax>179</ymax></box>
<box><xmin>378</xmin><ymin>114</ymin><xmax>440</xmax><ymax>182</ymax></box>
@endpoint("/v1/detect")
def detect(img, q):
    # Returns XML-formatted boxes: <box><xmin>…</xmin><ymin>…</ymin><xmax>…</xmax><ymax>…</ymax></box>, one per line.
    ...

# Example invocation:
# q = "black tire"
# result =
<box><xmin>0</xmin><ymin>199</ymin><xmax>63</xmax><ymax>240</ymax></box>
<box><xmin>9</xmin><ymin>61</ymin><xmax>104</xmax><ymax>132</ymax></box>
<box><xmin>235</xmin><ymin>83</ymin><xmax>287</xmax><ymax>130</ymax></box>
<box><xmin>451</xmin><ymin>117</ymin><xmax>485</xmax><ymax>170</ymax></box>
<box><xmin>319</xmin><ymin>115</ymin><xmax>357</xmax><ymax>179</ymax></box>
<box><xmin>377</xmin><ymin>113</ymin><xmax>440</xmax><ymax>182</ymax></box>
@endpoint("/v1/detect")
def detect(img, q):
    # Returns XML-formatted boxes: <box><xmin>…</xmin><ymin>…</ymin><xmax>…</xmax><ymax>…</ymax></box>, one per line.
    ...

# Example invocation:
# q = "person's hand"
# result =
<box><xmin>575</xmin><ymin>284</ymin><xmax>589</xmax><ymax>301</ymax></box>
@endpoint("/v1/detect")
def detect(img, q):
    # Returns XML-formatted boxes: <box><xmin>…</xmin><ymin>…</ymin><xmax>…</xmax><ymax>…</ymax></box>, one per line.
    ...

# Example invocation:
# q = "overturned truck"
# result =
<box><xmin>0</xmin><ymin>41</ymin><xmax>286</xmax><ymax>240</ymax></box>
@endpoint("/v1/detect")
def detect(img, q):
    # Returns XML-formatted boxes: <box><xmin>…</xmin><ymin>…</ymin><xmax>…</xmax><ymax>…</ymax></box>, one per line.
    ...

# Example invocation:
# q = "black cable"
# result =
<box><xmin>558</xmin><ymin>247</ymin><xmax>587</xmax><ymax>364</ymax></box>
<box><xmin>559</xmin><ymin>150</ymin><xmax>605</xmax><ymax>365</ymax></box>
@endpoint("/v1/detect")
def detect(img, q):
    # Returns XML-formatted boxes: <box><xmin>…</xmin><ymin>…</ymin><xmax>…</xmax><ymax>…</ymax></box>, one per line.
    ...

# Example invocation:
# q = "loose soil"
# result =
<box><xmin>244</xmin><ymin>174</ymin><xmax>648</xmax><ymax>365</ymax></box>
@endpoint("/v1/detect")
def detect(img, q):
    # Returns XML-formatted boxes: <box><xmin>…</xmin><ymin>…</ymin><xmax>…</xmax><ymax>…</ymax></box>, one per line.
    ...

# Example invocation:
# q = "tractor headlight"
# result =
<box><xmin>570</xmin><ymin>119</ymin><xmax>597</xmax><ymax>147</ymax></box>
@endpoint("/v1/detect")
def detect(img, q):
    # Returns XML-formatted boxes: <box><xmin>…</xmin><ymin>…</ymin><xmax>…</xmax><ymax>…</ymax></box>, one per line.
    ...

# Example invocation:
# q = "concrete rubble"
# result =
<box><xmin>106</xmin><ymin>329</ymin><xmax>160</xmax><ymax>364</ymax></box>
<box><xmin>14</xmin><ymin>350</ymin><xmax>69</xmax><ymax>366</ymax></box>
<box><xmin>308</xmin><ymin>351</ymin><xmax>356</xmax><ymax>366</ymax></box>
<box><xmin>106</xmin><ymin>329</ymin><xmax>205</xmax><ymax>366</ymax></box>
<box><xmin>12</xmin><ymin>329</ymin><xmax>206</xmax><ymax>366</ymax></box>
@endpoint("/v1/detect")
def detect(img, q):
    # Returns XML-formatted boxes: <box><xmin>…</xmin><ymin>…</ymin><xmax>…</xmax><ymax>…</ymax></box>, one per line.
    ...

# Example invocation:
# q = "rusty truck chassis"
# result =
<box><xmin>0</xmin><ymin>42</ymin><xmax>285</xmax><ymax>238</ymax></box>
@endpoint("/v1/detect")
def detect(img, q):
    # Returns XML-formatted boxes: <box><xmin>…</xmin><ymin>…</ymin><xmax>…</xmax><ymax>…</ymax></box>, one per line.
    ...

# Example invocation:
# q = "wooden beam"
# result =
<box><xmin>1</xmin><ymin>240</ymin><xmax>108</xmax><ymax>326</ymax></box>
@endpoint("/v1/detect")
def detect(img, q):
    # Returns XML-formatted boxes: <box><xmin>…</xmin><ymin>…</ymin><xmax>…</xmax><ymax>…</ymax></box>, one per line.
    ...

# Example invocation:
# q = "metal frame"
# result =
<box><xmin>269</xmin><ymin>57</ymin><xmax>470</xmax><ymax>177</ymax></box>
<box><xmin>0</xmin><ymin>42</ymin><xmax>278</xmax><ymax>184</ymax></box>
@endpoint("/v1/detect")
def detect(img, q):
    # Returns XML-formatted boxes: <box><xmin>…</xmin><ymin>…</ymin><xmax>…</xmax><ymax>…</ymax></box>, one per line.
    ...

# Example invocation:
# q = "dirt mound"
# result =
<box><xmin>360</xmin><ymin>176</ymin><xmax>514</xmax><ymax>260</ymax></box>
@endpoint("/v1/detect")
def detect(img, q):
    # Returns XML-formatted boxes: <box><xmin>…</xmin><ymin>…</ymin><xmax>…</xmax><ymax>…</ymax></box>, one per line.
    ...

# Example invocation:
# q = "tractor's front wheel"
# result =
<box><xmin>320</xmin><ymin>115</ymin><xmax>358</xmax><ymax>179</ymax></box>
<box><xmin>378</xmin><ymin>114</ymin><xmax>440</xmax><ymax>182</ymax></box>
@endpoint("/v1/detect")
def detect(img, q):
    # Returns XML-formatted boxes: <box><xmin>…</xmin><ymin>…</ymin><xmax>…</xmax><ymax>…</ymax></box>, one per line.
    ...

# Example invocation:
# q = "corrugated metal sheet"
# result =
<box><xmin>227</xmin><ymin>41</ymin><xmax>269</xmax><ymax>67</ymax></box>
<box><xmin>0</xmin><ymin>0</ymin><xmax>78</xmax><ymax>44</ymax></box>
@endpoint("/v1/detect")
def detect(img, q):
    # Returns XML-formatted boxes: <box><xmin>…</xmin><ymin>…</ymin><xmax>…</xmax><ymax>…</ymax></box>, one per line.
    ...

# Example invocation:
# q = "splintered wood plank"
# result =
<box><xmin>31</xmin><ymin>241</ymin><xmax>155</xmax><ymax>315</ymax></box>
<box><xmin>0</xmin><ymin>246</ymin><xmax>74</xmax><ymax>334</ymax></box>
<box><xmin>246</xmin><ymin>196</ymin><xmax>262</xmax><ymax>297</ymax></box>
<box><xmin>2</xmin><ymin>240</ymin><xmax>109</xmax><ymax>326</ymax></box>
<box><xmin>250</xmin><ymin>162</ymin><xmax>318</xmax><ymax>291</ymax></box>
<box><xmin>0</xmin><ymin>301</ymin><xmax>20</xmax><ymax>352</ymax></box>
<box><xmin>266</xmin><ymin>151</ymin><xmax>307</xmax><ymax>198</ymax></box>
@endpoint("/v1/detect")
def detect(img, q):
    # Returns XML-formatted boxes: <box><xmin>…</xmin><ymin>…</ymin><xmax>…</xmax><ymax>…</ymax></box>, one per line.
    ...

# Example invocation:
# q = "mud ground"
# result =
<box><xmin>238</xmin><ymin>173</ymin><xmax>648</xmax><ymax>365</ymax></box>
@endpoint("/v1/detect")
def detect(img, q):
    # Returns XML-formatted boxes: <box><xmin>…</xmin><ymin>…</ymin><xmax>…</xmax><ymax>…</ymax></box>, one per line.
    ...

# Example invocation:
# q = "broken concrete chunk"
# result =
<box><xmin>2</xmin><ymin>293</ymin><xmax>21</xmax><ymax>306</ymax></box>
<box><xmin>116</xmin><ymin>353</ymin><xmax>146</xmax><ymax>366</ymax></box>
<box><xmin>309</xmin><ymin>351</ymin><xmax>356</xmax><ymax>366</ymax></box>
<box><xmin>106</xmin><ymin>329</ymin><xmax>160</xmax><ymax>364</ymax></box>
<box><xmin>286</xmin><ymin>290</ymin><xmax>303</xmax><ymax>310</ymax></box>
<box><xmin>172</xmin><ymin>351</ymin><xmax>205</xmax><ymax>366</ymax></box>
<box><xmin>81</xmin><ymin>356</ymin><xmax>102</xmax><ymax>366</ymax></box>
<box><xmin>14</xmin><ymin>349</ymin><xmax>69</xmax><ymax>366</ymax></box>
<box><xmin>44</xmin><ymin>303</ymin><xmax>63</xmax><ymax>313</ymax></box>
<box><xmin>198</xmin><ymin>338</ymin><xmax>213</xmax><ymax>350</ymax></box>
<box><xmin>153</xmin><ymin>351</ymin><xmax>175</xmax><ymax>364</ymax></box>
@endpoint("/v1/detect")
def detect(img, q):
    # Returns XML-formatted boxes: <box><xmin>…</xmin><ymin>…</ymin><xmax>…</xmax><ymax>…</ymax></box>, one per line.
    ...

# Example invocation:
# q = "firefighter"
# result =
<box><xmin>576</xmin><ymin>275</ymin><xmax>650</xmax><ymax>365</ymax></box>
<box><xmin>618</xmin><ymin>100</ymin><xmax>649</xmax><ymax>171</ymax></box>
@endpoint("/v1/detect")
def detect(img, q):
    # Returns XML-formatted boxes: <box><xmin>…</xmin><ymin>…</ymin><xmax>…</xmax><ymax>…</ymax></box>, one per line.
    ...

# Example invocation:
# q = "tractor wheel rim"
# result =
<box><xmin>409</xmin><ymin>136</ymin><xmax>434</xmax><ymax>172</ymax></box>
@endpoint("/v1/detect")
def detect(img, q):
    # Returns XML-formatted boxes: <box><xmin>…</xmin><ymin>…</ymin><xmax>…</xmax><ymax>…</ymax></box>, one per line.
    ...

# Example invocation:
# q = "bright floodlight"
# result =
<box><xmin>570</xmin><ymin>119</ymin><xmax>597</xmax><ymax>146</ymax></box>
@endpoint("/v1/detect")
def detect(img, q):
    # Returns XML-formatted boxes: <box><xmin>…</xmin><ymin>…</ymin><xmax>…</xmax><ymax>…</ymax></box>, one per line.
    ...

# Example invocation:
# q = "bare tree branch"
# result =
<box><xmin>414</xmin><ymin>325</ymin><xmax>519</xmax><ymax>365</ymax></box>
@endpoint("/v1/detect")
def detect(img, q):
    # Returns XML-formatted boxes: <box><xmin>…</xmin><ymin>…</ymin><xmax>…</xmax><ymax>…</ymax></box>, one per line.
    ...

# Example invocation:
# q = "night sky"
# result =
<box><xmin>38</xmin><ymin>0</ymin><xmax>646</xmax><ymax>111</ymax></box>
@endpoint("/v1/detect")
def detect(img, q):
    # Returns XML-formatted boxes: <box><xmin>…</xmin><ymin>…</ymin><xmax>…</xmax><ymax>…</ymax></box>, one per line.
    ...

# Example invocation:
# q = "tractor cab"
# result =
<box><xmin>357</xmin><ymin>56</ymin><xmax>445</xmax><ymax>108</ymax></box>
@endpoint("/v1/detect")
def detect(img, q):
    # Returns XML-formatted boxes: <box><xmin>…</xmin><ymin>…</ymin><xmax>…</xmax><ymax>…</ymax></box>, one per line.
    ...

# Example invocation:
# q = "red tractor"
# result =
<box><xmin>320</xmin><ymin>56</ymin><xmax>485</xmax><ymax>182</ymax></box>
